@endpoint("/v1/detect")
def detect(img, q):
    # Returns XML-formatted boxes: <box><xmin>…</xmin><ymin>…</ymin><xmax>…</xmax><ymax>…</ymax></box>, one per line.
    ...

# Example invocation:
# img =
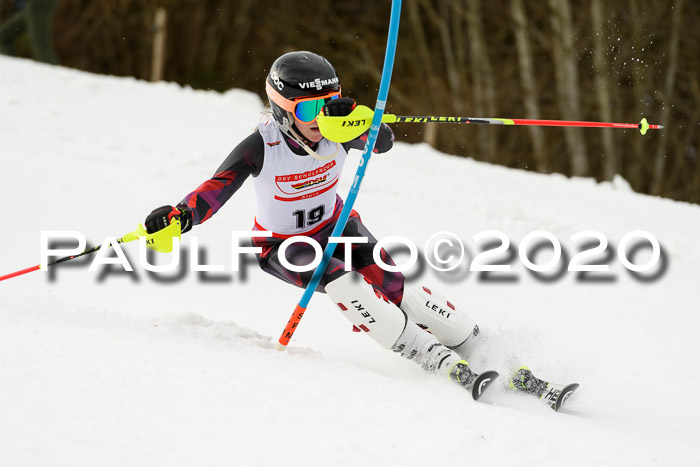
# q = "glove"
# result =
<box><xmin>145</xmin><ymin>205</ymin><xmax>193</xmax><ymax>234</ymax></box>
<box><xmin>322</xmin><ymin>97</ymin><xmax>356</xmax><ymax>117</ymax></box>
<box><xmin>374</xmin><ymin>123</ymin><xmax>395</xmax><ymax>153</ymax></box>
<box><xmin>345</xmin><ymin>123</ymin><xmax>395</xmax><ymax>154</ymax></box>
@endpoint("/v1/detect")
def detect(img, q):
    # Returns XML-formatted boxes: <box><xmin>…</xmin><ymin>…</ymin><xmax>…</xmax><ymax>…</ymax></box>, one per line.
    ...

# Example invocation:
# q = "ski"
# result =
<box><xmin>471</xmin><ymin>370</ymin><xmax>500</xmax><ymax>401</ymax></box>
<box><xmin>510</xmin><ymin>367</ymin><xmax>579</xmax><ymax>412</ymax></box>
<box><xmin>449</xmin><ymin>361</ymin><xmax>500</xmax><ymax>401</ymax></box>
<box><xmin>549</xmin><ymin>382</ymin><xmax>580</xmax><ymax>412</ymax></box>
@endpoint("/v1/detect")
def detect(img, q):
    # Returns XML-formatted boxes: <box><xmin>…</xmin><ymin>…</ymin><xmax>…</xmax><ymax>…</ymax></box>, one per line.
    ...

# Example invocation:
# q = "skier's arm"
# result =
<box><xmin>176</xmin><ymin>130</ymin><xmax>264</xmax><ymax>229</ymax></box>
<box><xmin>145</xmin><ymin>130</ymin><xmax>264</xmax><ymax>234</ymax></box>
<box><xmin>342</xmin><ymin>123</ymin><xmax>395</xmax><ymax>154</ymax></box>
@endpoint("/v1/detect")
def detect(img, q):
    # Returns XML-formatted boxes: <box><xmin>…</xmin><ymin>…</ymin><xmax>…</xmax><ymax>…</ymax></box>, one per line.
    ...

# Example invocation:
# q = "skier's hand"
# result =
<box><xmin>343</xmin><ymin>123</ymin><xmax>395</xmax><ymax>154</ymax></box>
<box><xmin>322</xmin><ymin>97</ymin><xmax>356</xmax><ymax>117</ymax></box>
<box><xmin>374</xmin><ymin>123</ymin><xmax>395</xmax><ymax>153</ymax></box>
<box><xmin>145</xmin><ymin>205</ymin><xmax>193</xmax><ymax>234</ymax></box>
<box><xmin>341</xmin><ymin>122</ymin><xmax>395</xmax><ymax>154</ymax></box>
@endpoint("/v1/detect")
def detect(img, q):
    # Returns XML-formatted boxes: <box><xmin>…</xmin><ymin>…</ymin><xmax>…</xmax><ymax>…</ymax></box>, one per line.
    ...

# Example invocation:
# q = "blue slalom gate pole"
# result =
<box><xmin>277</xmin><ymin>0</ymin><xmax>402</xmax><ymax>349</ymax></box>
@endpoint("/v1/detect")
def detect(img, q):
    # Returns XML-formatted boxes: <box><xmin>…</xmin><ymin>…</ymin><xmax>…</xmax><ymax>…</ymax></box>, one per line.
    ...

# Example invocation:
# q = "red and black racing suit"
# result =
<box><xmin>177</xmin><ymin>124</ymin><xmax>405</xmax><ymax>305</ymax></box>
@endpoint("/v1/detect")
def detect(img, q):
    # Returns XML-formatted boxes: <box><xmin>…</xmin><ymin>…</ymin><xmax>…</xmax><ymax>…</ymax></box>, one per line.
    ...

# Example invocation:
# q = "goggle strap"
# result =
<box><xmin>265</xmin><ymin>81</ymin><xmax>295</xmax><ymax>112</ymax></box>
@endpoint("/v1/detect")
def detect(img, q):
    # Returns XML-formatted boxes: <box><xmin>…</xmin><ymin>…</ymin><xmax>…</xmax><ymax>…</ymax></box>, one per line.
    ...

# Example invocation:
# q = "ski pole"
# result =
<box><xmin>0</xmin><ymin>220</ymin><xmax>180</xmax><ymax>283</ymax></box>
<box><xmin>384</xmin><ymin>115</ymin><xmax>661</xmax><ymax>134</ymax></box>
<box><xmin>317</xmin><ymin>105</ymin><xmax>662</xmax><ymax>143</ymax></box>
<box><xmin>1</xmin><ymin>239</ymin><xmax>126</xmax><ymax>282</ymax></box>
<box><xmin>276</xmin><ymin>0</ymin><xmax>403</xmax><ymax>350</ymax></box>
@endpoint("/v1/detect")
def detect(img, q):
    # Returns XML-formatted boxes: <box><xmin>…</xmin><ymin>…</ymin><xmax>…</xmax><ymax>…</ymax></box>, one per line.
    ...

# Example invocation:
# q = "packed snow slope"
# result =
<box><xmin>1</xmin><ymin>56</ymin><xmax>699</xmax><ymax>467</ymax></box>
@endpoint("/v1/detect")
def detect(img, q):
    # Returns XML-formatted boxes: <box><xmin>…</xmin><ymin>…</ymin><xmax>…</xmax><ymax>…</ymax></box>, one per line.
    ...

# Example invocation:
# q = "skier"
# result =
<box><xmin>145</xmin><ymin>51</ymin><xmax>571</xmax><ymax>404</ymax></box>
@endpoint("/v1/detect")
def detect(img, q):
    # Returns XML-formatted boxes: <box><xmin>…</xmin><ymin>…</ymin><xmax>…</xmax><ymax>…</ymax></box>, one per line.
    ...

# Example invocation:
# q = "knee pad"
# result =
<box><xmin>399</xmin><ymin>285</ymin><xmax>479</xmax><ymax>349</ymax></box>
<box><xmin>325</xmin><ymin>271</ymin><xmax>407</xmax><ymax>349</ymax></box>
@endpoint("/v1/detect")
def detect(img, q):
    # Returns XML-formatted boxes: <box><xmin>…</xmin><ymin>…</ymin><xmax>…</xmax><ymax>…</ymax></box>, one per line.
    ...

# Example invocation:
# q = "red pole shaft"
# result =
<box><xmin>0</xmin><ymin>264</ymin><xmax>40</xmax><ymax>282</ymax></box>
<box><xmin>391</xmin><ymin>115</ymin><xmax>662</xmax><ymax>131</ymax></box>
<box><xmin>508</xmin><ymin>119</ymin><xmax>660</xmax><ymax>130</ymax></box>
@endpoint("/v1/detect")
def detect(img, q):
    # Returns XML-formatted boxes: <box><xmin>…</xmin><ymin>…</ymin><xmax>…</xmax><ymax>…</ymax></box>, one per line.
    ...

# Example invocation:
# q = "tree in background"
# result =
<box><xmin>0</xmin><ymin>0</ymin><xmax>60</xmax><ymax>64</ymax></box>
<box><xmin>1</xmin><ymin>0</ymin><xmax>696</xmax><ymax>203</ymax></box>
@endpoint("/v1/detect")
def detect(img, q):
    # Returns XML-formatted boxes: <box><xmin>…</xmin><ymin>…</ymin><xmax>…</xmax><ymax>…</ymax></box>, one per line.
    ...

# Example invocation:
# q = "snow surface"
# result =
<box><xmin>1</xmin><ymin>56</ymin><xmax>699</xmax><ymax>466</ymax></box>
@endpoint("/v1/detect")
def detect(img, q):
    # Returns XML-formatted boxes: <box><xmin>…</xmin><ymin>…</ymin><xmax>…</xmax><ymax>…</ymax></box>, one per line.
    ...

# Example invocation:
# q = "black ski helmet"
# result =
<box><xmin>265</xmin><ymin>51</ymin><xmax>340</xmax><ymax>142</ymax></box>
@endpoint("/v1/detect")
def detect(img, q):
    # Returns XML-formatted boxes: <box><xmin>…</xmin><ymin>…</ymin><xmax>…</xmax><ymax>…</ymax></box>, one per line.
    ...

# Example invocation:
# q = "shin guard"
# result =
<box><xmin>325</xmin><ymin>272</ymin><xmax>407</xmax><ymax>349</ymax></box>
<box><xmin>400</xmin><ymin>286</ymin><xmax>479</xmax><ymax>352</ymax></box>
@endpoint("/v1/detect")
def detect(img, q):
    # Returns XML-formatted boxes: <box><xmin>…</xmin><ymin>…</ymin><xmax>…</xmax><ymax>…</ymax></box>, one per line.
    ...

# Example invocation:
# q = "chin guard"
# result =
<box><xmin>316</xmin><ymin>105</ymin><xmax>377</xmax><ymax>143</ymax></box>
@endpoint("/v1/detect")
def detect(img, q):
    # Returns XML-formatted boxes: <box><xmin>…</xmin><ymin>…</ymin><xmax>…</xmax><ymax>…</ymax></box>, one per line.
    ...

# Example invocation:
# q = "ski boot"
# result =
<box><xmin>510</xmin><ymin>366</ymin><xmax>579</xmax><ymax>412</ymax></box>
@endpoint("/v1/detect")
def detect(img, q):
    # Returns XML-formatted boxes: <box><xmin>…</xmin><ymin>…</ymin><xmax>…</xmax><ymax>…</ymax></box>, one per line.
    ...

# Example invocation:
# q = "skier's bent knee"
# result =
<box><xmin>399</xmin><ymin>285</ymin><xmax>480</xmax><ymax>354</ymax></box>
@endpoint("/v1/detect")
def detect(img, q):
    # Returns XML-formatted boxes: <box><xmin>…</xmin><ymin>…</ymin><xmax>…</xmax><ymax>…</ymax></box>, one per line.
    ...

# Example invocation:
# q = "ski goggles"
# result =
<box><xmin>266</xmin><ymin>81</ymin><xmax>342</xmax><ymax>123</ymax></box>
